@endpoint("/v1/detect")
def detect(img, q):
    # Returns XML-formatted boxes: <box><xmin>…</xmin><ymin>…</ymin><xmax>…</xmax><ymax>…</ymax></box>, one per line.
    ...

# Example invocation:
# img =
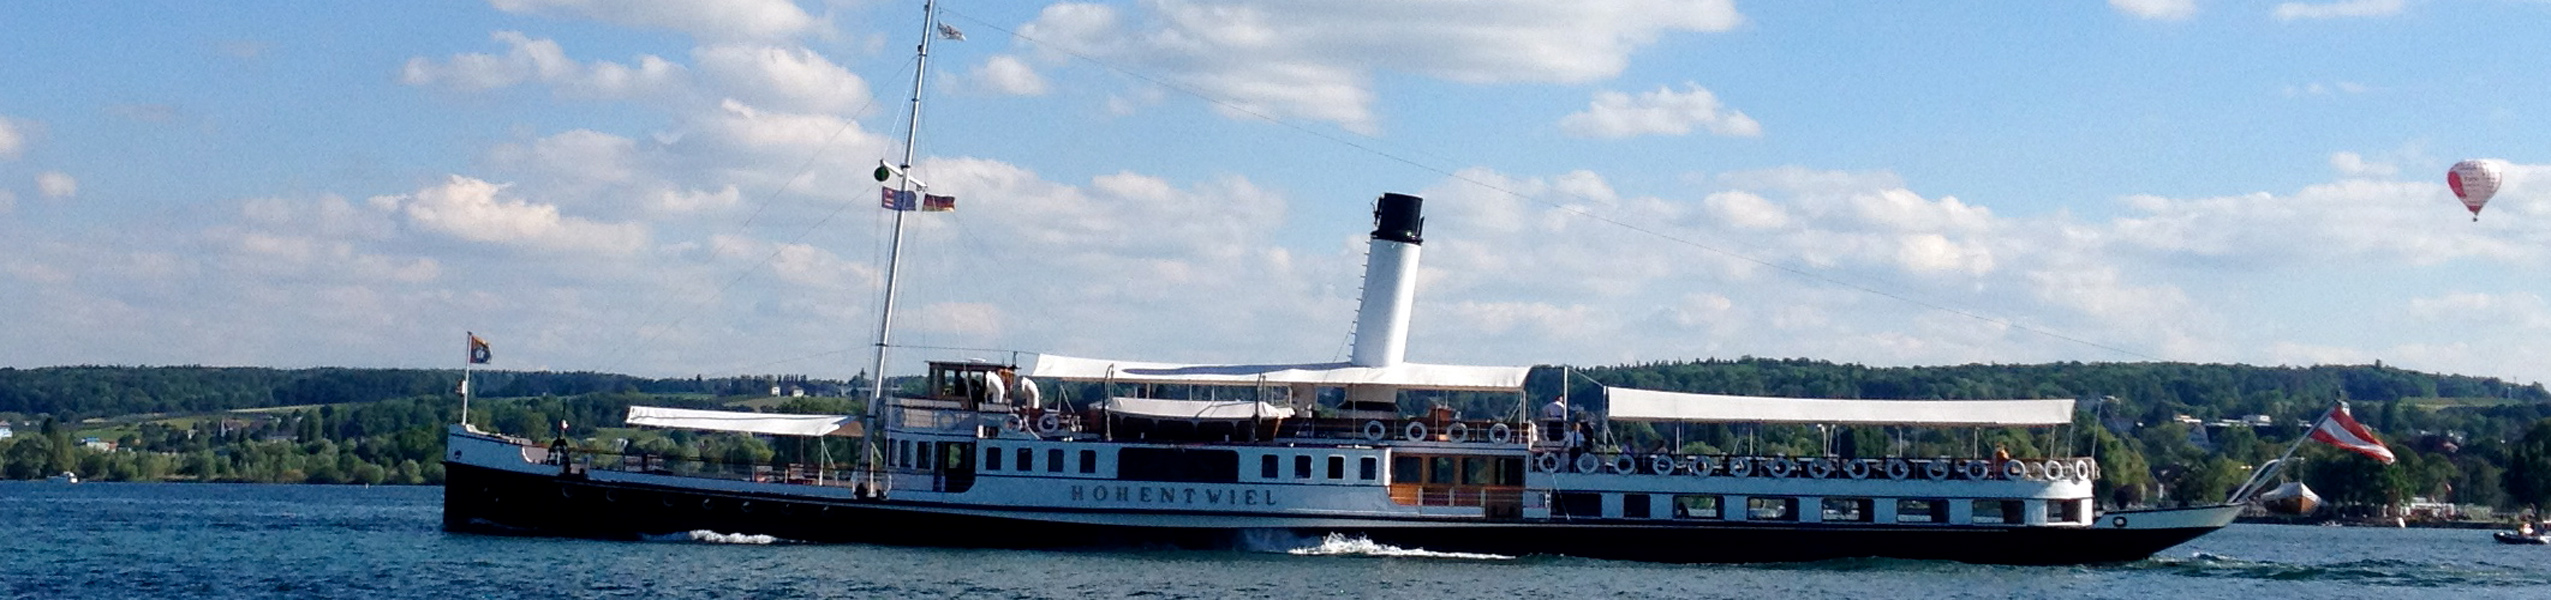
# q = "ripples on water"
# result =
<box><xmin>4</xmin><ymin>483</ymin><xmax>2547</xmax><ymax>600</ymax></box>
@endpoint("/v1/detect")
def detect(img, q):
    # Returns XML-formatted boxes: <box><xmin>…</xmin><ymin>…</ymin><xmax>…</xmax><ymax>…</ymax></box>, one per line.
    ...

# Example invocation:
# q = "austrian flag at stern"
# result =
<box><xmin>2308</xmin><ymin>405</ymin><xmax>2395</xmax><ymax>464</ymax></box>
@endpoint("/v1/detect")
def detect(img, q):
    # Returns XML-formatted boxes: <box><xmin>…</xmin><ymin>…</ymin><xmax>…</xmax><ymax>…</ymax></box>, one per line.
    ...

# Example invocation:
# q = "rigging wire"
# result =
<box><xmin>940</xmin><ymin>9</ymin><xmax>2163</xmax><ymax>364</ymax></box>
<box><xmin>597</xmin><ymin>60</ymin><xmax>912</xmax><ymax>376</ymax></box>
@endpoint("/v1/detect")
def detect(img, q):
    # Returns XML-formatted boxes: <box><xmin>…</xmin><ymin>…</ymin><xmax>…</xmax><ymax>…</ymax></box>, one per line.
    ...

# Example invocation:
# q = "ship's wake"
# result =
<box><xmin>2136</xmin><ymin>551</ymin><xmax>2548</xmax><ymax>587</ymax></box>
<box><xmin>641</xmin><ymin>530</ymin><xmax>786</xmax><ymax>545</ymax></box>
<box><xmin>1251</xmin><ymin>531</ymin><xmax>1513</xmax><ymax>560</ymax></box>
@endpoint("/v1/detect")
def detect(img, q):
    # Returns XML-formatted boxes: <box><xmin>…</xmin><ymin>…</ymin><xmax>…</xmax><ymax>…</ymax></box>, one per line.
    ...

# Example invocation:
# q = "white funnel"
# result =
<box><xmin>1349</xmin><ymin>193</ymin><xmax>1424</xmax><ymax>368</ymax></box>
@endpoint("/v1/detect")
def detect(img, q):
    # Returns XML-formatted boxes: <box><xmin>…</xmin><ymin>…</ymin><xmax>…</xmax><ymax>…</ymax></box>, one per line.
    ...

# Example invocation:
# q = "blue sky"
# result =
<box><xmin>5</xmin><ymin>0</ymin><xmax>2551</xmax><ymax>388</ymax></box>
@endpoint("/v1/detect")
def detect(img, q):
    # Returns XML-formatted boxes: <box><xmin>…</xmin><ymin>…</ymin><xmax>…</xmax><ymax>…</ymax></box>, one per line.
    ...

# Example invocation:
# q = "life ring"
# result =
<box><xmin>1004</xmin><ymin>415</ymin><xmax>1027</xmax><ymax>432</ymax></box>
<box><xmin>2046</xmin><ymin>461</ymin><xmax>2071</xmax><ymax>481</ymax></box>
<box><xmin>1805</xmin><ymin>458</ymin><xmax>1835</xmax><ymax>479</ymax></box>
<box><xmin>1650</xmin><ymin>454</ymin><xmax>1677</xmax><ymax>475</ymax></box>
<box><xmin>1690</xmin><ymin>456</ymin><xmax>1715</xmax><ymax>476</ymax></box>
<box><xmin>1536</xmin><ymin>452</ymin><xmax>1562</xmax><ymax>473</ymax></box>
<box><xmin>1487</xmin><ymin>423</ymin><xmax>1513</xmax><ymax>444</ymax></box>
<box><xmin>1446</xmin><ymin>422</ymin><xmax>1470</xmax><ymax>442</ymax></box>
<box><xmin>1925</xmin><ymin>459</ymin><xmax>1951</xmax><ymax>480</ymax></box>
<box><xmin>1611</xmin><ymin>454</ymin><xmax>1637</xmax><ymax>474</ymax></box>
<box><xmin>1765</xmin><ymin>457</ymin><xmax>1794</xmax><ymax>478</ymax></box>
<box><xmin>1844</xmin><ymin>459</ymin><xmax>1872</xmax><ymax>479</ymax></box>
<box><xmin>1962</xmin><ymin>460</ymin><xmax>1989</xmax><ymax>480</ymax></box>
<box><xmin>1362</xmin><ymin>421</ymin><xmax>1387</xmax><ymax>441</ymax></box>
<box><xmin>1404</xmin><ymin>422</ymin><xmax>1429</xmax><ymax>442</ymax></box>
<box><xmin>2002</xmin><ymin>459</ymin><xmax>2027</xmax><ymax>480</ymax></box>
<box><xmin>1575</xmin><ymin>453</ymin><xmax>1602</xmax><ymax>474</ymax></box>
<box><xmin>1036</xmin><ymin>413</ymin><xmax>1063</xmax><ymax>435</ymax></box>
<box><xmin>1726</xmin><ymin>457</ymin><xmax>1754</xmax><ymax>477</ymax></box>
<box><xmin>1885</xmin><ymin>459</ymin><xmax>1912</xmax><ymax>480</ymax></box>
<box><xmin>2077</xmin><ymin>459</ymin><xmax>2097</xmax><ymax>481</ymax></box>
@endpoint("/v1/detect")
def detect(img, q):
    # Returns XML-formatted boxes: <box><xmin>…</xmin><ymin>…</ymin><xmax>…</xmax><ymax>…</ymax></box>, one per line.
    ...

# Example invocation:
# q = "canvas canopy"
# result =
<box><xmin>624</xmin><ymin>405</ymin><xmax>863</xmax><ymax>437</ymax></box>
<box><xmin>1100</xmin><ymin>397</ymin><xmax>1297</xmax><ymax>421</ymax></box>
<box><xmin>1605</xmin><ymin>387</ymin><xmax>2075</xmax><ymax>427</ymax></box>
<box><xmin>1029</xmin><ymin>353</ymin><xmax>1527</xmax><ymax>392</ymax></box>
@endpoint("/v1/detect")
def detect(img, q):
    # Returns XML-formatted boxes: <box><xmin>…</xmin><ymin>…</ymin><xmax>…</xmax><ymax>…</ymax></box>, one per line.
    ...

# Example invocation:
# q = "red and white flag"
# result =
<box><xmin>2306</xmin><ymin>404</ymin><xmax>2395</xmax><ymax>464</ymax></box>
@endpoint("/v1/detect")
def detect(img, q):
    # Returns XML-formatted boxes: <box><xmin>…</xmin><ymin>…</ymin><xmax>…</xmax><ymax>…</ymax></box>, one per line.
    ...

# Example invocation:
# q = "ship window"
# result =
<box><xmin>1673</xmin><ymin>495</ymin><xmax>1722</xmax><ymax>520</ymax></box>
<box><xmin>1079</xmin><ymin>449</ymin><xmax>1098</xmax><ymax>474</ymax></box>
<box><xmin>1428</xmin><ymin>457</ymin><xmax>1457</xmax><ymax>484</ymax></box>
<box><xmin>1500</xmin><ymin>457</ymin><xmax>1525</xmax><ymax>485</ymax></box>
<box><xmin>1048</xmin><ymin>449</ymin><xmax>1065</xmax><ymax>473</ymax></box>
<box><xmin>1393</xmin><ymin>456</ymin><xmax>1421</xmax><ymax>484</ymax></box>
<box><xmin>1359</xmin><ymin>457</ymin><xmax>1377</xmax><ymax>480</ymax></box>
<box><xmin>2056</xmin><ymin>499</ymin><xmax>2085</xmax><ymax>523</ymax></box>
<box><xmin>1555</xmin><ymin>492</ymin><xmax>1603</xmax><ymax>518</ymax></box>
<box><xmin>1896</xmin><ymin>499</ymin><xmax>1946</xmax><ymax>523</ymax></box>
<box><xmin>1017</xmin><ymin>448</ymin><xmax>1035</xmax><ymax>472</ymax></box>
<box><xmin>1117</xmin><ymin>447</ymin><xmax>1238</xmax><ymax>483</ymax></box>
<box><xmin>1463</xmin><ymin>457</ymin><xmax>1493</xmax><ymax>485</ymax></box>
<box><xmin>1261</xmin><ymin>454</ymin><xmax>1279</xmax><ymax>479</ymax></box>
<box><xmin>1971</xmin><ymin>499</ymin><xmax>2023</xmax><ymax>524</ymax></box>
<box><xmin>916</xmin><ymin>442</ymin><xmax>933</xmax><ymax>471</ymax></box>
<box><xmin>1623</xmin><ymin>494</ymin><xmax>1653</xmax><ymax>519</ymax></box>
<box><xmin>1295</xmin><ymin>455</ymin><xmax>1314</xmax><ymax>479</ymax></box>
<box><xmin>1746</xmin><ymin>497</ymin><xmax>1797</xmax><ymax>521</ymax></box>
<box><xmin>984</xmin><ymin>446</ymin><xmax>1002</xmax><ymax>471</ymax></box>
<box><xmin>1821</xmin><ymin>498</ymin><xmax>1872</xmax><ymax>523</ymax></box>
<box><xmin>1327</xmin><ymin>455</ymin><xmax>1346</xmax><ymax>480</ymax></box>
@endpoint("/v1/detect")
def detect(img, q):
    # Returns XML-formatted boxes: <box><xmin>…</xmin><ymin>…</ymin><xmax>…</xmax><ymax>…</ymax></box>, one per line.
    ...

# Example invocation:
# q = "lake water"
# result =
<box><xmin>4</xmin><ymin>482</ymin><xmax>2546</xmax><ymax>599</ymax></box>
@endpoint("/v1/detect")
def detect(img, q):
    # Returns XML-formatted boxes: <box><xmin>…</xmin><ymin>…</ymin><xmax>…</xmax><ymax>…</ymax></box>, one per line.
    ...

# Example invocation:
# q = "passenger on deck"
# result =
<box><xmin>1540</xmin><ymin>399</ymin><xmax>1568</xmax><ymax>442</ymax></box>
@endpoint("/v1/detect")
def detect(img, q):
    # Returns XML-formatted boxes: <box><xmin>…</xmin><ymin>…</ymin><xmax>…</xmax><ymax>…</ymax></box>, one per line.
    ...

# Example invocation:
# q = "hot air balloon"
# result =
<box><xmin>2448</xmin><ymin>159</ymin><xmax>2503</xmax><ymax>221</ymax></box>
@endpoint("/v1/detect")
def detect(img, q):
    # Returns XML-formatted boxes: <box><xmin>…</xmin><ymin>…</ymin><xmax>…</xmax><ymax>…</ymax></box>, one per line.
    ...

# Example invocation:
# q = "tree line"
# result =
<box><xmin>6</xmin><ymin>361</ymin><xmax>2551</xmax><ymax>514</ymax></box>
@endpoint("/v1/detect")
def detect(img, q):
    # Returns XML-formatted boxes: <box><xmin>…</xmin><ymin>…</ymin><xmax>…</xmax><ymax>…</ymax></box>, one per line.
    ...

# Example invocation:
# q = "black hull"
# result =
<box><xmin>444</xmin><ymin>462</ymin><xmax>2220</xmax><ymax>565</ymax></box>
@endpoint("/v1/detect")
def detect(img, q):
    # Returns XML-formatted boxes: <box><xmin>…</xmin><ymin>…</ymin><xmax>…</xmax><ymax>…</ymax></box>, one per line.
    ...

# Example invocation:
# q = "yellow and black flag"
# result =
<box><xmin>467</xmin><ymin>333</ymin><xmax>492</xmax><ymax>365</ymax></box>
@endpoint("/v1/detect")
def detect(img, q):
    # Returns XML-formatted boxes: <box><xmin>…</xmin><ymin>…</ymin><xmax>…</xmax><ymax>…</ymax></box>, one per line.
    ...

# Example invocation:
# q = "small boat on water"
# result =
<box><xmin>2494</xmin><ymin>531</ymin><xmax>2548</xmax><ymax>545</ymax></box>
<box><xmin>2253</xmin><ymin>481</ymin><xmax>2319</xmax><ymax>515</ymax></box>
<box><xmin>45</xmin><ymin>471</ymin><xmax>79</xmax><ymax>484</ymax></box>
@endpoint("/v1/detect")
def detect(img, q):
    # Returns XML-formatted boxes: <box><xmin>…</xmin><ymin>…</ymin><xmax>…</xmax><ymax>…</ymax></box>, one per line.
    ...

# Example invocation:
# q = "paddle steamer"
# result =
<box><xmin>441</xmin><ymin>0</ymin><xmax>2238</xmax><ymax>564</ymax></box>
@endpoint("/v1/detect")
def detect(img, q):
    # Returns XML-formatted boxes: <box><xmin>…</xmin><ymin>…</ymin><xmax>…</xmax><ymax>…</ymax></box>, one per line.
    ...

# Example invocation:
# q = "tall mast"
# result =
<box><xmin>869</xmin><ymin>0</ymin><xmax>940</xmax><ymax>412</ymax></box>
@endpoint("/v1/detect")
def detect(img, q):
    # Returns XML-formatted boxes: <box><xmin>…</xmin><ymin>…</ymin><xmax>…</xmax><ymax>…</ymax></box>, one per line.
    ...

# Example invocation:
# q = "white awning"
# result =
<box><xmin>625</xmin><ymin>405</ymin><xmax>863</xmax><ymax>437</ymax></box>
<box><xmin>1029</xmin><ymin>353</ymin><xmax>1528</xmax><ymax>392</ymax></box>
<box><xmin>1101</xmin><ymin>397</ymin><xmax>1297</xmax><ymax>421</ymax></box>
<box><xmin>1605</xmin><ymin>387</ymin><xmax>2075</xmax><ymax>426</ymax></box>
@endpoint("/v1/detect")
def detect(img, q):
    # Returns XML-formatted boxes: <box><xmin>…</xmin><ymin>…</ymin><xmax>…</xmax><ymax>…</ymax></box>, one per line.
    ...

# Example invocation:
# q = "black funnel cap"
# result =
<box><xmin>1371</xmin><ymin>193</ymin><xmax>1424</xmax><ymax>245</ymax></box>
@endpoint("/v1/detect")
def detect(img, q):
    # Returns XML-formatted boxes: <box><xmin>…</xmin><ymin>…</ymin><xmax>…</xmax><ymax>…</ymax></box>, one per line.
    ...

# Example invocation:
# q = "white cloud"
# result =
<box><xmin>1559</xmin><ymin>83</ymin><xmax>1761</xmax><ymax>139</ymax></box>
<box><xmin>35</xmin><ymin>171</ymin><xmax>77</xmax><ymax>199</ymax></box>
<box><xmin>2273</xmin><ymin>0</ymin><xmax>2406</xmax><ymax>20</ymax></box>
<box><xmin>2329</xmin><ymin>151</ymin><xmax>2396</xmax><ymax>178</ymax></box>
<box><xmin>401</xmin><ymin>31</ymin><xmax>687</xmax><ymax>100</ymax></box>
<box><xmin>487</xmin><ymin>0</ymin><xmax>820</xmax><ymax>42</ymax></box>
<box><xmin>1017</xmin><ymin>0</ymin><xmax>1743</xmax><ymax>131</ymax></box>
<box><xmin>974</xmin><ymin>55</ymin><xmax>1049</xmax><ymax>96</ymax></box>
<box><xmin>692</xmin><ymin>44</ymin><xmax>870</xmax><ymax>115</ymax></box>
<box><xmin>912</xmin><ymin>302</ymin><xmax>1005</xmax><ymax>337</ymax></box>
<box><xmin>2408</xmin><ymin>292</ymin><xmax>2551</xmax><ymax>329</ymax></box>
<box><xmin>2110</xmin><ymin>0</ymin><xmax>2197</xmax><ymax>20</ymax></box>
<box><xmin>652</xmin><ymin>186</ymin><xmax>741</xmax><ymax>215</ymax></box>
<box><xmin>0</xmin><ymin>117</ymin><xmax>23</xmax><ymax>160</ymax></box>
<box><xmin>2285</xmin><ymin>81</ymin><xmax>2371</xmax><ymax>96</ymax></box>
<box><xmin>1703</xmin><ymin>190</ymin><xmax>1788</xmax><ymax>230</ymax></box>
<box><xmin>388</xmin><ymin>175</ymin><xmax>649</xmax><ymax>255</ymax></box>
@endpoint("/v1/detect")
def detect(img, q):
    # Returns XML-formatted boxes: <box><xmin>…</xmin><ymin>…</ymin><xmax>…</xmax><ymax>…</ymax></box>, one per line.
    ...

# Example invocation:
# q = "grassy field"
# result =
<box><xmin>2402</xmin><ymin>396</ymin><xmax>2532</xmax><ymax>409</ymax></box>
